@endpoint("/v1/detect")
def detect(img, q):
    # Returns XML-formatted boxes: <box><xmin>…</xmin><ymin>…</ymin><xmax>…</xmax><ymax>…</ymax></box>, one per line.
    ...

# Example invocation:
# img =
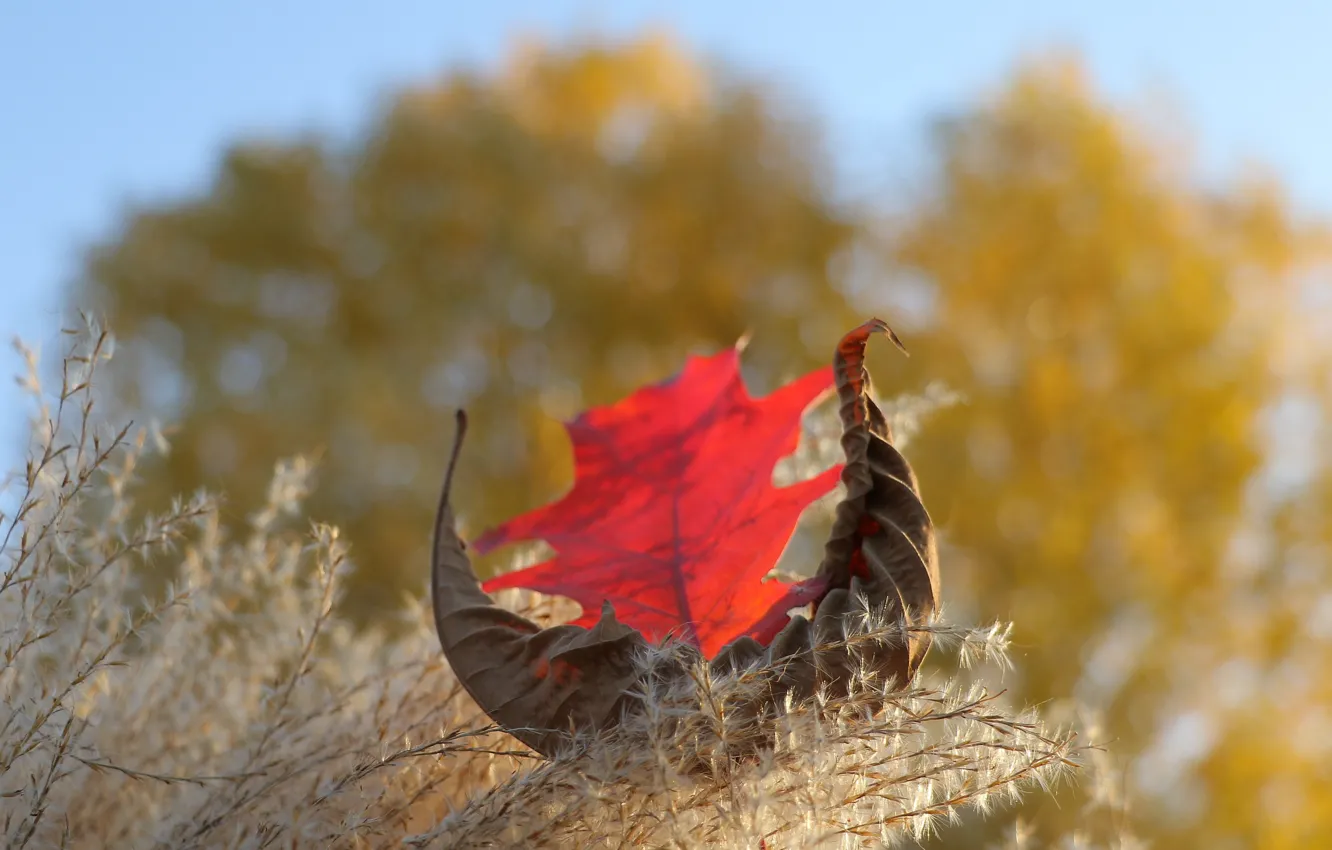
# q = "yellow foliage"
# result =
<box><xmin>70</xmin><ymin>41</ymin><xmax>1332</xmax><ymax>847</ymax></box>
<box><xmin>894</xmin><ymin>56</ymin><xmax>1329</xmax><ymax>847</ymax></box>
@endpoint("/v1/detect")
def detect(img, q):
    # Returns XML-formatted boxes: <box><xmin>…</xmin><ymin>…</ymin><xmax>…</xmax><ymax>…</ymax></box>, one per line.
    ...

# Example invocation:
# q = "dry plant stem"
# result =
<box><xmin>1</xmin><ymin>318</ymin><xmax>1087</xmax><ymax>849</ymax></box>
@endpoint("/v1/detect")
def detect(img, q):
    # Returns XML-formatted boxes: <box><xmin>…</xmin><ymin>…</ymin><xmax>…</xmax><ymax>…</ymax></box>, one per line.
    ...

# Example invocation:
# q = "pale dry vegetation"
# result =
<box><xmin>1</xmin><ymin>321</ymin><xmax>1126</xmax><ymax>848</ymax></box>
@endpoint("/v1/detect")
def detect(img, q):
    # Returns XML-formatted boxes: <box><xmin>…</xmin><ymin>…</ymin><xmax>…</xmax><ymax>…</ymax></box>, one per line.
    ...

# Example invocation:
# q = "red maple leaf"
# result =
<box><xmin>476</xmin><ymin>345</ymin><xmax>840</xmax><ymax>657</ymax></box>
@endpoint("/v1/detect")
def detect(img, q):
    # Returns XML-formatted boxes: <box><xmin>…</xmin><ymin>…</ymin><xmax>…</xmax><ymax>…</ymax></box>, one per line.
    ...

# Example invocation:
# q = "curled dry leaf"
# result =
<box><xmin>430</xmin><ymin>319</ymin><xmax>939</xmax><ymax>756</ymax></box>
<box><xmin>430</xmin><ymin>412</ymin><xmax>648</xmax><ymax>757</ymax></box>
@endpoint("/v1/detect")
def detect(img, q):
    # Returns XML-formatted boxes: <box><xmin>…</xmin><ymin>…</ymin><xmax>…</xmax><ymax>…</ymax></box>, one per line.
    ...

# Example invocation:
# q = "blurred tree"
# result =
<box><xmin>75</xmin><ymin>34</ymin><xmax>863</xmax><ymax>617</ymax></box>
<box><xmin>70</xmin><ymin>34</ymin><xmax>1332</xmax><ymax>847</ymax></box>
<box><xmin>892</xmin><ymin>58</ymin><xmax>1328</xmax><ymax>848</ymax></box>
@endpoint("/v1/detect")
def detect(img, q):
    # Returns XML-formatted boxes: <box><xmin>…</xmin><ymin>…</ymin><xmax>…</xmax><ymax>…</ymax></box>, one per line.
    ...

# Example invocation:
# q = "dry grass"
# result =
<box><xmin>2</xmin><ymin>319</ymin><xmax>1114</xmax><ymax>848</ymax></box>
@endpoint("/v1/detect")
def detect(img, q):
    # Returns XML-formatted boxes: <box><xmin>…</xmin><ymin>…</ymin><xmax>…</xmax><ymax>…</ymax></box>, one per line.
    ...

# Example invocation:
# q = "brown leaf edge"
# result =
<box><xmin>713</xmin><ymin>317</ymin><xmax>940</xmax><ymax>698</ymax></box>
<box><xmin>430</xmin><ymin>410</ymin><xmax>648</xmax><ymax>757</ymax></box>
<box><xmin>429</xmin><ymin>318</ymin><xmax>940</xmax><ymax>755</ymax></box>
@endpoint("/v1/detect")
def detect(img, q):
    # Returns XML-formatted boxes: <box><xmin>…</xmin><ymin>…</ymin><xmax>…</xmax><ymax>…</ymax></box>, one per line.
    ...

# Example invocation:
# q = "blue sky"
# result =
<box><xmin>2</xmin><ymin>0</ymin><xmax>1330</xmax><ymax>459</ymax></box>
